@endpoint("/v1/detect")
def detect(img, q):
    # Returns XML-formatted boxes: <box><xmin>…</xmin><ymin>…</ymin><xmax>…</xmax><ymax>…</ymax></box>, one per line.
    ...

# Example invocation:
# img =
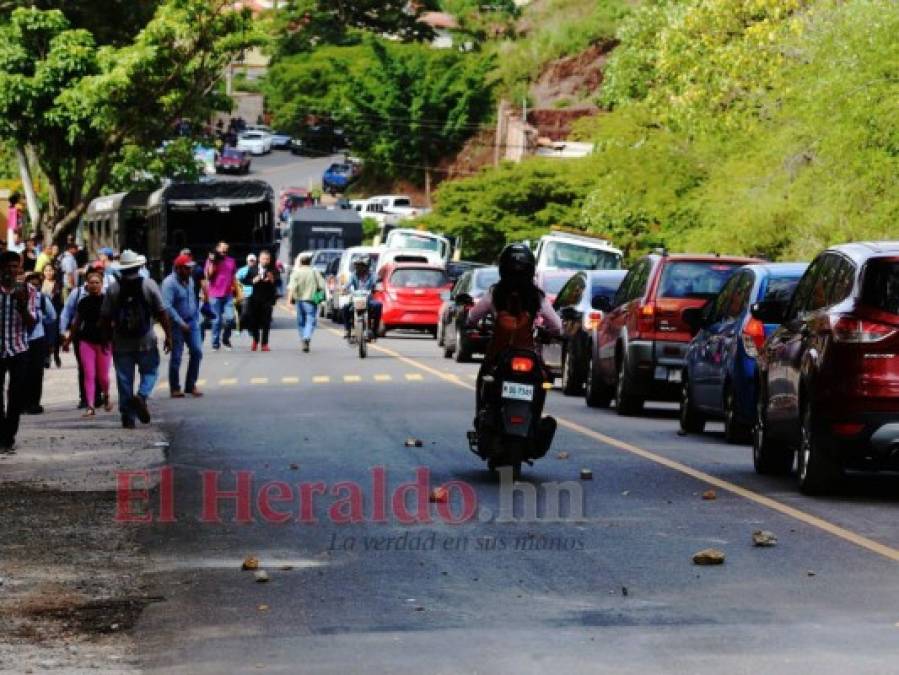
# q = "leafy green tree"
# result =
<box><xmin>272</xmin><ymin>0</ymin><xmax>438</xmax><ymax>57</ymax></box>
<box><xmin>342</xmin><ymin>40</ymin><xmax>493</xmax><ymax>189</ymax></box>
<box><xmin>0</xmin><ymin>0</ymin><xmax>161</xmax><ymax>45</ymax></box>
<box><xmin>0</xmin><ymin>2</ymin><xmax>258</xmax><ymax>241</ymax></box>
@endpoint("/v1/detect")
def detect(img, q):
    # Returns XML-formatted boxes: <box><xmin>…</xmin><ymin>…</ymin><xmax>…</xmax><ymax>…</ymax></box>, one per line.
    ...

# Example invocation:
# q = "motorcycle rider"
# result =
<box><xmin>467</xmin><ymin>243</ymin><xmax>562</xmax><ymax>413</ymax></box>
<box><xmin>343</xmin><ymin>257</ymin><xmax>382</xmax><ymax>340</ymax></box>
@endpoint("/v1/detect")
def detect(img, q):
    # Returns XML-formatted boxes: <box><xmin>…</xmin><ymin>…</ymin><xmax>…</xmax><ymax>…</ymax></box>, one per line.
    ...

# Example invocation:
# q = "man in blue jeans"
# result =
<box><xmin>204</xmin><ymin>241</ymin><xmax>236</xmax><ymax>351</ymax></box>
<box><xmin>102</xmin><ymin>250</ymin><xmax>173</xmax><ymax>429</ymax></box>
<box><xmin>161</xmin><ymin>254</ymin><xmax>203</xmax><ymax>398</ymax></box>
<box><xmin>286</xmin><ymin>253</ymin><xmax>325</xmax><ymax>352</ymax></box>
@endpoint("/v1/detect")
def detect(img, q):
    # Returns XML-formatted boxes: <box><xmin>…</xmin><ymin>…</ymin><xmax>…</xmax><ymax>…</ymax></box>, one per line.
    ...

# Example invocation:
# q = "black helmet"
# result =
<box><xmin>498</xmin><ymin>243</ymin><xmax>536</xmax><ymax>281</ymax></box>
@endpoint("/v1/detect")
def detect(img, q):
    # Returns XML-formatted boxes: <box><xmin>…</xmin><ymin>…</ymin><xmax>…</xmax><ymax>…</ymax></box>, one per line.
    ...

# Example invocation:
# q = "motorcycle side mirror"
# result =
<box><xmin>591</xmin><ymin>294</ymin><xmax>612</xmax><ymax>312</ymax></box>
<box><xmin>456</xmin><ymin>292</ymin><xmax>473</xmax><ymax>306</ymax></box>
<box><xmin>751</xmin><ymin>300</ymin><xmax>787</xmax><ymax>325</ymax></box>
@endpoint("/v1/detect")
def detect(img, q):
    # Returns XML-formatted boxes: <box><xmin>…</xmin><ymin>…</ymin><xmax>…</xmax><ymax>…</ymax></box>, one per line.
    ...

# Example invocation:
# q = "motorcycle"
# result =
<box><xmin>347</xmin><ymin>290</ymin><xmax>371</xmax><ymax>359</ymax></box>
<box><xmin>467</xmin><ymin>324</ymin><xmax>557</xmax><ymax>479</ymax></box>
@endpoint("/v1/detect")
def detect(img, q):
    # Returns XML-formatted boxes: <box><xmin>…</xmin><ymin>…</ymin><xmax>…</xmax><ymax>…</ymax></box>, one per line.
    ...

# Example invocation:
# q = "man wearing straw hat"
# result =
<box><xmin>102</xmin><ymin>250</ymin><xmax>172</xmax><ymax>429</ymax></box>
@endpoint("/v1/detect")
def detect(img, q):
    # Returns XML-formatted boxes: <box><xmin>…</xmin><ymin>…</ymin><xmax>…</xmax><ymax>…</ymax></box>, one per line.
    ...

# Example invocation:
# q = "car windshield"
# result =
<box><xmin>222</xmin><ymin>149</ymin><xmax>243</xmax><ymax>159</ymax></box>
<box><xmin>473</xmin><ymin>269</ymin><xmax>500</xmax><ymax>291</ymax></box>
<box><xmin>862</xmin><ymin>257</ymin><xmax>899</xmax><ymax>314</ymax></box>
<box><xmin>389</xmin><ymin>232</ymin><xmax>443</xmax><ymax>254</ymax></box>
<box><xmin>350</xmin><ymin>252</ymin><xmax>379</xmax><ymax>268</ymax></box>
<box><xmin>543</xmin><ymin>241</ymin><xmax>621</xmax><ymax>270</ymax></box>
<box><xmin>393</xmin><ymin>198</ymin><xmax>412</xmax><ymax>207</ymax></box>
<box><xmin>328</xmin><ymin>164</ymin><xmax>350</xmax><ymax>174</ymax></box>
<box><xmin>242</xmin><ymin>133</ymin><xmax>262</xmax><ymax>140</ymax></box>
<box><xmin>390</xmin><ymin>269</ymin><xmax>447</xmax><ymax>288</ymax></box>
<box><xmin>659</xmin><ymin>262</ymin><xmax>740</xmax><ymax>299</ymax></box>
<box><xmin>764</xmin><ymin>275</ymin><xmax>803</xmax><ymax>303</ymax></box>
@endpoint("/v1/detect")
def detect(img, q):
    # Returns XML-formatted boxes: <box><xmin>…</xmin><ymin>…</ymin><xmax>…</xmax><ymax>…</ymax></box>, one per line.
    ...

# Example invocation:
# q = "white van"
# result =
<box><xmin>329</xmin><ymin>245</ymin><xmax>383</xmax><ymax>317</ymax></box>
<box><xmin>385</xmin><ymin>228</ymin><xmax>452</xmax><ymax>263</ymax></box>
<box><xmin>376</xmin><ymin>248</ymin><xmax>444</xmax><ymax>272</ymax></box>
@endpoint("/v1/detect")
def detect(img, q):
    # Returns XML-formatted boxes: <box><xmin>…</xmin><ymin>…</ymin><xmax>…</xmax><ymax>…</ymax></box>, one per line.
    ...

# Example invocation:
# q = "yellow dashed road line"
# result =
<box><xmin>405</xmin><ymin>373</ymin><xmax>424</xmax><ymax>382</ymax></box>
<box><xmin>250</xmin><ymin>377</ymin><xmax>269</xmax><ymax>385</ymax></box>
<box><xmin>312</xmin><ymin>376</ymin><xmax>330</xmax><ymax>384</ymax></box>
<box><xmin>281</xmin><ymin>377</ymin><xmax>300</xmax><ymax>384</ymax></box>
<box><xmin>219</xmin><ymin>378</ymin><xmax>238</xmax><ymax>386</ymax></box>
<box><xmin>374</xmin><ymin>374</ymin><xmax>392</xmax><ymax>382</ymax></box>
<box><xmin>343</xmin><ymin>375</ymin><xmax>362</xmax><ymax>383</ymax></box>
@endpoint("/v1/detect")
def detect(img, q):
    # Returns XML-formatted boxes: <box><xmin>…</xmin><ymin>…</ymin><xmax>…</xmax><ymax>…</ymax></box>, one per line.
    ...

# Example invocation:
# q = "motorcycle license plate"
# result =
<box><xmin>502</xmin><ymin>382</ymin><xmax>534</xmax><ymax>401</ymax></box>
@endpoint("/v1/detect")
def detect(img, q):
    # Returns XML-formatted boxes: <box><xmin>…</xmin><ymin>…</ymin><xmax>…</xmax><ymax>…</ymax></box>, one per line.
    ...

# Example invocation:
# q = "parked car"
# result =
<box><xmin>322</xmin><ymin>163</ymin><xmax>357</xmax><ymax>193</ymax></box>
<box><xmin>591</xmin><ymin>252</ymin><xmax>761</xmax><ymax>414</ymax></box>
<box><xmin>752</xmin><ymin>242</ymin><xmax>899</xmax><ymax>494</ymax></box>
<box><xmin>289</xmin><ymin>137</ymin><xmax>304</xmax><ymax>155</ymax></box>
<box><xmin>536</xmin><ymin>269</ymin><xmax>575</xmax><ymax>305</ymax></box>
<box><xmin>270</xmin><ymin>130</ymin><xmax>293</xmax><ymax>149</ymax></box>
<box><xmin>679</xmin><ymin>263</ymin><xmax>807</xmax><ymax>442</ymax></box>
<box><xmin>542</xmin><ymin>270</ymin><xmax>628</xmax><ymax>395</ymax></box>
<box><xmin>374</xmin><ymin>263</ymin><xmax>451</xmax><ymax>337</ymax></box>
<box><xmin>215</xmin><ymin>148</ymin><xmax>251</xmax><ymax>175</ymax></box>
<box><xmin>440</xmin><ymin>266</ymin><xmax>500</xmax><ymax>361</ymax></box>
<box><xmin>236</xmin><ymin>131</ymin><xmax>271</xmax><ymax>155</ymax></box>
<box><xmin>306</xmin><ymin>248</ymin><xmax>343</xmax><ymax>275</ymax></box>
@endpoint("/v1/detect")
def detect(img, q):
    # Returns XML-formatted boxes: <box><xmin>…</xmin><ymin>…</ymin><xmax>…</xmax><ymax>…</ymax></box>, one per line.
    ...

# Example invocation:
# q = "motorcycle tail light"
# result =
<box><xmin>832</xmin><ymin>315</ymin><xmax>896</xmax><ymax>343</ymax></box>
<box><xmin>742</xmin><ymin>317</ymin><xmax>766</xmax><ymax>358</ymax></box>
<box><xmin>511</xmin><ymin>357</ymin><xmax>534</xmax><ymax>373</ymax></box>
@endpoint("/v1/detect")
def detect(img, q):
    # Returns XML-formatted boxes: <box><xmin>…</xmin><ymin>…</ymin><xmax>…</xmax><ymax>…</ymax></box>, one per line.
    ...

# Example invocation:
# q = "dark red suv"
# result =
<box><xmin>752</xmin><ymin>242</ymin><xmax>899</xmax><ymax>494</ymax></box>
<box><xmin>591</xmin><ymin>252</ymin><xmax>760</xmax><ymax>414</ymax></box>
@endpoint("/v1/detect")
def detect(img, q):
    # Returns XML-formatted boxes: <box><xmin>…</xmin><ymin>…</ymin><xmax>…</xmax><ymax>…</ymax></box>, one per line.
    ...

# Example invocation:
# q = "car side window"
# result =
<box><xmin>555</xmin><ymin>274</ymin><xmax>585</xmax><ymax>308</ymax></box>
<box><xmin>787</xmin><ymin>256</ymin><xmax>824</xmax><ymax>320</ymax></box>
<box><xmin>613</xmin><ymin>267</ymin><xmax>637</xmax><ymax>307</ymax></box>
<box><xmin>828</xmin><ymin>257</ymin><xmax>856</xmax><ymax>305</ymax></box>
<box><xmin>711</xmin><ymin>275</ymin><xmax>739</xmax><ymax>324</ymax></box>
<box><xmin>802</xmin><ymin>254</ymin><xmax>839</xmax><ymax>314</ymax></box>
<box><xmin>727</xmin><ymin>272</ymin><xmax>754</xmax><ymax>320</ymax></box>
<box><xmin>626</xmin><ymin>259</ymin><xmax>651</xmax><ymax>304</ymax></box>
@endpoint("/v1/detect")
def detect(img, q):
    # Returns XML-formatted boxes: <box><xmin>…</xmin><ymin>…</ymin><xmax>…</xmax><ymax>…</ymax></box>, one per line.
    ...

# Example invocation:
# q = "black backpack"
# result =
<box><xmin>115</xmin><ymin>278</ymin><xmax>152</xmax><ymax>339</ymax></box>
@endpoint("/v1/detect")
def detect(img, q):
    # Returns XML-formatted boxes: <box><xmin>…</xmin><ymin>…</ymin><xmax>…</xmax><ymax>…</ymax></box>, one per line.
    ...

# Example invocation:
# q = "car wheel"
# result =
<box><xmin>752</xmin><ymin>391</ymin><xmax>793</xmax><ymax>475</ymax></box>
<box><xmin>437</xmin><ymin>322</ymin><xmax>445</xmax><ymax>347</ymax></box>
<box><xmin>585</xmin><ymin>354</ymin><xmax>613</xmax><ymax>408</ymax></box>
<box><xmin>797</xmin><ymin>405</ymin><xmax>842</xmax><ymax>495</ymax></box>
<box><xmin>615</xmin><ymin>354</ymin><xmax>644</xmax><ymax>416</ymax></box>
<box><xmin>429</xmin><ymin>327</ymin><xmax>438</xmax><ymax>340</ymax></box>
<box><xmin>561</xmin><ymin>348</ymin><xmax>583</xmax><ymax>396</ymax></box>
<box><xmin>679</xmin><ymin>373</ymin><xmax>705</xmax><ymax>433</ymax></box>
<box><xmin>723</xmin><ymin>385</ymin><xmax>751</xmax><ymax>444</ymax></box>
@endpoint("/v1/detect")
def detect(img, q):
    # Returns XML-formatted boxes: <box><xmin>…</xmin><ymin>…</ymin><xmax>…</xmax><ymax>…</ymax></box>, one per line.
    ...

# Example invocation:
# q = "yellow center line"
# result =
<box><xmin>367</xmin><ymin>339</ymin><xmax>899</xmax><ymax>564</ymax></box>
<box><xmin>312</xmin><ymin>376</ymin><xmax>330</xmax><ymax>384</ymax></box>
<box><xmin>281</xmin><ymin>376</ymin><xmax>300</xmax><ymax>384</ymax></box>
<box><xmin>195</xmin><ymin>379</ymin><xmax>207</xmax><ymax>387</ymax></box>
<box><xmin>250</xmin><ymin>377</ymin><xmax>269</xmax><ymax>385</ymax></box>
<box><xmin>405</xmin><ymin>373</ymin><xmax>424</xmax><ymax>382</ymax></box>
<box><xmin>219</xmin><ymin>378</ymin><xmax>238</xmax><ymax>386</ymax></box>
<box><xmin>374</xmin><ymin>374</ymin><xmax>393</xmax><ymax>382</ymax></box>
<box><xmin>344</xmin><ymin>375</ymin><xmax>362</xmax><ymax>383</ymax></box>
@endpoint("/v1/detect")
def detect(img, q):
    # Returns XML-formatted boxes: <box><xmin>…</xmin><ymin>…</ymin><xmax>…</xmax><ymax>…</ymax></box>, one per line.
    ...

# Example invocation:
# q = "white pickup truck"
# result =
<box><xmin>533</xmin><ymin>231</ymin><xmax>623</xmax><ymax>272</ymax></box>
<box><xmin>352</xmin><ymin>195</ymin><xmax>430</xmax><ymax>226</ymax></box>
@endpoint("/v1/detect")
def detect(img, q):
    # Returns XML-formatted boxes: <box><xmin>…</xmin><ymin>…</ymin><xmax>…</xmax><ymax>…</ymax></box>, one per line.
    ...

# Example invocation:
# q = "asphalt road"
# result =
<box><xmin>216</xmin><ymin>147</ymin><xmax>344</xmax><ymax>197</ymax></box>
<box><xmin>131</xmin><ymin>303</ymin><xmax>899</xmax><ymax>674</ymax></box>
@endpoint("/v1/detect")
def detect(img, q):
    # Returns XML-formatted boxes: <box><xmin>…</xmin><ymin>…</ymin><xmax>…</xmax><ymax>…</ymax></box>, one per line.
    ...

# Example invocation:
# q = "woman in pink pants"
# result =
<box><xmin>64</xmin><ymin>270</ymin><xmax>112</xmax><ymax>417</ymax></box>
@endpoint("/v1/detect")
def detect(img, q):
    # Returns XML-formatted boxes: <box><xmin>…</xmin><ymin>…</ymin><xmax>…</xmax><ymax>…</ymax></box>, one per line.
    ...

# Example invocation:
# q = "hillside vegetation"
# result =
<box><xmin>425</xmin><ymin>0</ymin><xmax>899</xmax><ymax>262</ymax></box>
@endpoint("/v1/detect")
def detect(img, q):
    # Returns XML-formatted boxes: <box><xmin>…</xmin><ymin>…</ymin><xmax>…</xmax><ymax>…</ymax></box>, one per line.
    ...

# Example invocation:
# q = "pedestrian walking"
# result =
<box><xmin>236</xmin><ymin>253</ymin><xmax>256</xmax><ymax>333</ymax></box>
<box><xmin>161</xmin><ymin>254</ymin><xmax>204</xmax><ymax>398</ymax></box>
<box><xmin>204</xmin><ymin>241</ymin><xmax>236</xmax><ymax>351</ymax></box>
<box><xmin>0</xmin><ymin>251</ymin><xmax>38</xmax><ymax>451</ymax></box>
<box><xmin>101</xmin><ymin>250</ymin><xmax>172</xmax><ymax>429</ymax></box>
<box><xmin>63</xmin><ymin>270</ymin><xmax>112</xmax><ymax>417</ymax></box>
<box><xmin>247</xmin><ymin>250</ymin><xmax>279</xmax><ymax>352</ymax></box>
<box><xmin>22</xmin><ymin>236</ymin><xmax>37</xmax><ymax>272</ymax></box>
<box><xmin>34</xmin><ymin>243</ymin><xmax>58</xmax><ymax>274</ymax></box>
<box><xmin>41</xmin><ymin>264</ymin><xmax>63</xmax><ymax>368</ymax></box>
<box><xmin>287</xmin><ymin>252</ymin><xmax>325</xmax><ymax>352</ymax></box>
<box><xmin>58</xmin><ymin>241</ymin><xmax>79</xmax><ymax>301</ymax></box>
<box><xmin>23</xmin><ymin>272</ymin><xmax>57</xmax><ymax>415</ymax></box>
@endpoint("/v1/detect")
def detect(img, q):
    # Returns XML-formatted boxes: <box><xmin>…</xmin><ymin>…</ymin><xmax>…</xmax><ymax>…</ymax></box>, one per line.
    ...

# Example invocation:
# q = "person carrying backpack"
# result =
<box><xmin>101</xmin><ymin>250</ymin><xmax>173</xmax><ymax>429</ymax></box>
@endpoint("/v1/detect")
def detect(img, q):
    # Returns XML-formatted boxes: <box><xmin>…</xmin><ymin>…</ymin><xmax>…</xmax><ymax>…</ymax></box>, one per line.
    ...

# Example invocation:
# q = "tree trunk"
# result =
<box><xmin>14</xmin><ymin>146</ymin><xmax>41</xmax><ymax>227</ymax></box>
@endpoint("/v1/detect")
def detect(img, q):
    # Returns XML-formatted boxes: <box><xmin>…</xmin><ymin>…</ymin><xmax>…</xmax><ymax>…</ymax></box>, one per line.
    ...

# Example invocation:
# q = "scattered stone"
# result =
<box><xmin>405</xmin><ymin>438</ymin><xmax>424</xmax><ymax>448</ymax></box>
<box><xmin>414</xmin><ymin>606</ymin><xmax>425</xmax><ymax>612</ymax></box>
<box><xmin>752</xmin><ymin>530</ymin><xmax>778</xmax><ymax>547</ymax></box>
<box><xmin>110</xmin><ymin>623</ymin><xmax>119</xmax><ymax>631</ymax></box>
<box><xmin>289</xmin><ymin>463</ymin><xmax>299</xmax><ymax>470</ymax></box>
<box><xmin>556</xmin><ymin>452</ymin><xmax>569</xmax><ymax>460</ymax></box>
<box><xmin>580</xmin><ymin>468</ymin><xmax>593</xmax><ymax>480</ymax></box>
<box><xmin>429</xmin><ymin>487</ymin><xmax>448</xmax><ymax>503</ymax></box>
<box><xmin>258</xmin><ymin>604</ymin><xmax>269</xmax><ymax>612</ymax></box>
<box><xmin>254</xmin><ymin>570</ymin><xmax>270</xmax><ymax>583</ymax></box>
<box><xmin>692</xmin><ymin>548</ymin><xmax>726</xmax><ymax>565</ymax></box>
<box><xmin>279</xmin><ymin>565</ymin><xmax>294</xmax><ymax>571</ymax></box>
<box><xmin>807</xmin><ymin>570</ymin><xmax>816</xmax><ymax>577</ymax></box>
<box><xmin>242</xmin><ymin>556</ymin><xmax>260</xmax><ymax>571</ymax></box>
<box><xmin>701</xmin><ymin>490</ymin><xmax>717</xmax><ymax>501</ymax></box>
<box><xmin>622</xmin><ymin>586</ymin><xmax>629</xmax><ymax>597</ymax></box>
<box><xmin>621</xmin><ymin>490</ymin><xmax>630</xmax><ymax>496</ymax></box>
<box><xmin>677</xmin><ymin>429</ymin><xmax>688</xmax><ymax>437</ymax></box>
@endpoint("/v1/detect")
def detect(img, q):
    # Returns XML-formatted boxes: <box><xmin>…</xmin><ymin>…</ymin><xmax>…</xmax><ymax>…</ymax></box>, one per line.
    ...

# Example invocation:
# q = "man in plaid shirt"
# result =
<box><xmin>0</xmin><ymin>250</ymin><xmax>37</xmax><ymax>452</ymax></box>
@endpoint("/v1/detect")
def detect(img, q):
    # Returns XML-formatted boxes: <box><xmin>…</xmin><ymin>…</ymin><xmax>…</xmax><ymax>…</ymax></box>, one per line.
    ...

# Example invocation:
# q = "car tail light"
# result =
<box><xmin>583</xmin><ymin>311</ymin><xmax>603</xmax><ymax>331</ymax></box>
<box><xmin>636</xmin><ymin>303</ymin><xmax>655</xmax><ymax>335</ymax></box>
<box><xmin>511</xmin><ymin>357</ymin><xmax>534</xmax><ymax>373</ymax></box>
<box><xmin>831</xmin><ymin>315</ymin><xmax>897</xmax><ymax>343</ymax></box>
<box><xmin>510</xmin><ymin>416</ymin><xmax>526</xmax><ymax>424</ymax></box>
<box><xmin>832</xmin><ymin>422</ymin><xmax>864</xmax><ymax>437</ymax></box>
<box><xmin>742</xmin><ymin>317</ymin><xmax>766</xmax><ymax>358</ymax></box>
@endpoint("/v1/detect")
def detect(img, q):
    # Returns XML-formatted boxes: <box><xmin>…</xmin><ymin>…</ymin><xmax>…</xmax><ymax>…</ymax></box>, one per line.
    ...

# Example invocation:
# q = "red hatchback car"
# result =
<box><xmin>215</xmin><ymin>147</ymin><xmax>251</xmax><ymax>175</ymax></box>
<box><xmin>752</xmin><ymin>242</ymin><xmax>899</xmax><ymax>494</ymax></box>
<box><xmin>374</xmin><ymin>263</ymin><xmax>451</xmax><ymax>337</ymax></box>
<box><xmin>591</xmin><ymin>252</ymin><xmax>761</xmax><ymax>414</ymax></box>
